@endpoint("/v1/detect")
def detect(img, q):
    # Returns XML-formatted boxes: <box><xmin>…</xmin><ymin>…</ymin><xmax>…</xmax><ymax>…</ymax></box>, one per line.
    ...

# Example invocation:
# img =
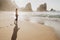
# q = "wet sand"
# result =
<box><xmin>0</xmin><ymin>21</ymin><xmax>59</xmax><ymax>40</ymax></box>
<box><xmin>0</xmin><ymin>11</ymin><xmax>59</xmax><ymax>40</ymax></box>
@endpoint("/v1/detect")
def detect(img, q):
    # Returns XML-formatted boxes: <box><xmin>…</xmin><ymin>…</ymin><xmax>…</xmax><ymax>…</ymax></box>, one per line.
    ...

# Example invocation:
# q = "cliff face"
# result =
<box><xmin>0</xmin><ymin>0</ymin><xmax>17</xmax><ymax>11</ymax></box>
<box><xmin>37</xmin><ymin>3</ymin><xmax>47</xmax><ymax>12</ymax></box>
<box><xmin>19</xmin><ymin>2</ymin><xmax>32</xmax><ymax>12</ymax></box>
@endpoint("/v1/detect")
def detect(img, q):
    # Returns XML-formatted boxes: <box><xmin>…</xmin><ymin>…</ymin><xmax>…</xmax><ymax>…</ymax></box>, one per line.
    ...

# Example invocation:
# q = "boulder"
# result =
<box><xmin>50</xmin><ymin>8</ymin><xmax>56</xmax><ymax>11</ymax></box>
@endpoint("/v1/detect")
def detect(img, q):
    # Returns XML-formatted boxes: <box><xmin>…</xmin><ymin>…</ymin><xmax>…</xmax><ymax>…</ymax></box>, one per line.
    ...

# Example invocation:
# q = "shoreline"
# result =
<box><xmin>0</xmin><ymin>21</ymin><xmax>59</xmax><ymax>40</ymax></box>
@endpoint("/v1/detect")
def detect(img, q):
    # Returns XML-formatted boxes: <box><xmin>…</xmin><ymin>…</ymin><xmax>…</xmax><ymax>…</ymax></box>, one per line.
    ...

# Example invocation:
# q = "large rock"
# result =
<box><xmin>37</xmin><ymin>3</ymin><xmax>47</xmax><ymax>12</ymax></box>
<box><xmin>19</xmin><ymin>2</ymin><xmax>32</xmax><ymax>12</ymax></box>
<box><xmin>50</xmin><ymin>8</ymin><xmax>56</xmax><ymax>11</ymax></box>
<box><xmin>0</xmin><ymin>0</ymin><xmax>17</xmax><ymax>11</ymax></box>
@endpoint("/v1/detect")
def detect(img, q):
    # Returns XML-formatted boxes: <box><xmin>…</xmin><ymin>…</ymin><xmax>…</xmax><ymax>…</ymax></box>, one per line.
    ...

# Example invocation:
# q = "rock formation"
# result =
<box><xmin>37</xmin><ymin>3</ymin><xmax>47</xmax><ymax>12</ymax></box>
<box><xmin>50</xmin><ymin>8</ymin><xmax>56</xmax><ymax>11</ymax></box>
<box><xmin>0</xmin><ymin>0</ymin><xmax>17</xmax><ymax>11</ymax></box>
<box><xmin>19</xmin><ymin>2</ymin><xmax>32</xmax><ymax>12</ymax></box>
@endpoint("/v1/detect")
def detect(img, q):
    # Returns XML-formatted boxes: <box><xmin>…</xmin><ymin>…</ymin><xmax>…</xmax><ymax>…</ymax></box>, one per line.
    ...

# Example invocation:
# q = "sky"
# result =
<box><xmin>13</xmin><ymin>0</ymin><xmax>60</xmax><ymax>11</ymax></box>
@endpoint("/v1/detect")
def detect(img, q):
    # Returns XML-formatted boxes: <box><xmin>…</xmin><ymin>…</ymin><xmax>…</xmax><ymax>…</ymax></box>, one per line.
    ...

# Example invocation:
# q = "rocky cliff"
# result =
<box><xmin>0</xmin><ymin>0</ymin><xmax>17</xmax><ymax>11</ymax></box>
<box><xmin>37</xmin><ymin>3</ymin><xmax>47</xmax><ymax>12</ymax></box>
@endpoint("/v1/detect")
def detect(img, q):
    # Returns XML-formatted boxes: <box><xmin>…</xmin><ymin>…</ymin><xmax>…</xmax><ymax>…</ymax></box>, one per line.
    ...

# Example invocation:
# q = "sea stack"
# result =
<box><xmin>19</xmin><ymin>2</ymin><xmax>32</xmax><ymax>12</ymax></box>
<box><xmin>50</xmin><ymin>8</ymin><xmax>56</xmax><ymax>11</ymax></box>
<box><xmin>37</xmin><ymin>3</ymin><xmax>47</xmax><ymax>12</ymax></box>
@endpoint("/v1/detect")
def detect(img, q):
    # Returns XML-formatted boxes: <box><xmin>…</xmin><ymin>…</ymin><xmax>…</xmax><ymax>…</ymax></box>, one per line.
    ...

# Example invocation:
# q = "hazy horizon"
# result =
<box><xmin>13</xmin><ymin>0</ymin><xmax>60</xmax><ymax>11</ymax></box>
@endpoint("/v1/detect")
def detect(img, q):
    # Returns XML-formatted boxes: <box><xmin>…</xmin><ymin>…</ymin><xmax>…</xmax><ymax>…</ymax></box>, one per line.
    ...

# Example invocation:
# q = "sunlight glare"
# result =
<box><xmin>14</xmin><ymin>0</ymin><xmax>29</xmax><ymax>8</ymax></box>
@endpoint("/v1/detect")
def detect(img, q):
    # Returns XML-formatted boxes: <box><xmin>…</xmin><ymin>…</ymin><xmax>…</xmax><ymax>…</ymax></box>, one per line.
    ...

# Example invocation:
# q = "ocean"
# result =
<box><xmin>0</xmin><ymin>11</ymin><xmax>60</xmax><ymax>38</ymax></box>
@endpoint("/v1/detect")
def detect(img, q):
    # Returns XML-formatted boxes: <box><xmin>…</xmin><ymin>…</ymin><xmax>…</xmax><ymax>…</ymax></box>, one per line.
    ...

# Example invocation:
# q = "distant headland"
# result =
<box><xmin>0</xmin><ymin>0</ymin><xmax>56</xmax><ymax>12</ymax></box>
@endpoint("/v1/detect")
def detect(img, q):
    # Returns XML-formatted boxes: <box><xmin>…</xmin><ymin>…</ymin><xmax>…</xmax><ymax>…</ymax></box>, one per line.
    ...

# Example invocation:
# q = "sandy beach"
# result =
<box><xmin>0</xmin><ymin>20</ymin><xmax>59</xmax><ymax>40</ymax></box>
<box><xmin>0</xmin><ymin>0</ymin><xmax>60</xmax><ymax>40</ymax></box>
<box><xmin>0</xmin><ymin>11</ymin><xmax>59</xmax><ymax>40</ymax></box>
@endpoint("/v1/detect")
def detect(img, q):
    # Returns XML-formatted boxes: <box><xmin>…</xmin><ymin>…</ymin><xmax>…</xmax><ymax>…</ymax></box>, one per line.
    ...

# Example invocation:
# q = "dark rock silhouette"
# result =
<box><xmin>19</xmin><ymin>2</ymin><xmax>32</xmax><ymax>12</ymax></box>
<box><xmin>37</xmin><ymin>3</ymin><xmax>47</xmax><ymax>12</ymax></box>
<box><xmin>0</xmin><ymin>0</ymin><xmax>17</xmax><ymax>11</ymax></box>
<box><xmin>50</xmin><ymin>8</ymin><xmax>56</xmax><ymax>11</ymax></box>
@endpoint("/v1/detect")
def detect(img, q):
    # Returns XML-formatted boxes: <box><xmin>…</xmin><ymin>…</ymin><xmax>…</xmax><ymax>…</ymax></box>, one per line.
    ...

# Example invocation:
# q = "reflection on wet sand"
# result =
<box><xmin>0</xmin><ymin>11</ymin><xmax>60</xmax><ymax>40</ymax></box>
